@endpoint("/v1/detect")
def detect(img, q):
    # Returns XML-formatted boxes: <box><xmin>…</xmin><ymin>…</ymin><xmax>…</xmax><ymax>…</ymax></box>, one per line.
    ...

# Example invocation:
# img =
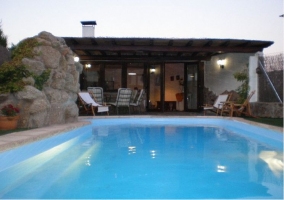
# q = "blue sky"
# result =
<box><xmin>1</xmin><ymin>0</ymin><xmax>283</xmax><ymax>55</ymax></box>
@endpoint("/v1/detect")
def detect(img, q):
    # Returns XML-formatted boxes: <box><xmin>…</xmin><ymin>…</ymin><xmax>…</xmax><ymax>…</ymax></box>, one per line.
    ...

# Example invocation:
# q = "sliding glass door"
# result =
<box><xmin>148</xmin><ymin>64</ymin><xmax>161</xmax><ymax>111</ymax></box>
<box><xmin>186</xmin><ymin>63</ymin><xmax>198</xmax><ymax>110</ymax></box>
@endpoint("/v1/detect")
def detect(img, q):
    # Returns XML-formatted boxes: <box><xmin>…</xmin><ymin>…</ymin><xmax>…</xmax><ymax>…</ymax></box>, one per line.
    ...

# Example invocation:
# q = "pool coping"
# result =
<box><xmin>0</xmin><ymin>116</ymin><xmax>282</xmax><ymax>153</ymax></box>
<box><xmin>0</xmin><ymin>121</ymin><xmax>91</xmax><ymax>153</ymax></box>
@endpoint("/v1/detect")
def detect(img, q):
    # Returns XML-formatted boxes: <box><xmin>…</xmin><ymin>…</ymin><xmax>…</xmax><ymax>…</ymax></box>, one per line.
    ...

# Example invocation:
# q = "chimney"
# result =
<box><xmin>81</xmin><ymin>21</ymin><xmax>97</xmax><ymax>37</ymax></box>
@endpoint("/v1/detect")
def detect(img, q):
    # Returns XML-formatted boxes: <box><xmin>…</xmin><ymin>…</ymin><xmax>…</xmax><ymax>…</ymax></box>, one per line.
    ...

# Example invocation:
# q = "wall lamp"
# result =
<box><xmin>150</xmin><ymin>66</ymin><xmax>156</xmax><ymax>74</ymax></box>
<box><xmin>74</xmin><ymin>56</ymin><xmax>80</xmax><ymax>62</ymax></box>
<box><xmin>85</xmin><ymin>64</ymin><xmax>91</xmax><ymax>68</ymax></box>
<box><xmin>217</xmin><ymin>59</ymin><xmax>225</xmax><ymax>69</ymax></box>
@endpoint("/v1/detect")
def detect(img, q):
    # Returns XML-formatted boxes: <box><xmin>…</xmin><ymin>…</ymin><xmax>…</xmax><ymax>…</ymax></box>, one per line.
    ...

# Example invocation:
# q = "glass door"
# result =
<box><xmin>165</xmin><ymin>63</ymin><xmax>184</xmax><ymax>111</ymax></box>
<box><xmin>148</xmin><ymin>64</ymin><xmax>161</xmax><ymax>111</ymax></box>
<box><xmin>186</xmin><ymin>64</ymin><xmax>198</xmax><ymax>110</ymax></box>
<box><xmin>127</xmin><ymin>64</ymin><xmax>144</xmax><ymax>90</ymax></box>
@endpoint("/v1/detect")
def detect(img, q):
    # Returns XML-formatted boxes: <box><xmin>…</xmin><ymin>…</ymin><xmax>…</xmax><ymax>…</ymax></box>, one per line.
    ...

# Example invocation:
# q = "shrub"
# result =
<box><xmin>0</xmin><ymin>37</ymin><xmax>50</xmax><ymax>93</ymax></box>
<box><xmin>233</xmin><ymin>68</ymin><xmax>249</xmax><ymax>103</ymax></box>
<box><xmin>0</xmin><ymin>21</ymin><xmax>7</xmax><ymax>47</ymax></box>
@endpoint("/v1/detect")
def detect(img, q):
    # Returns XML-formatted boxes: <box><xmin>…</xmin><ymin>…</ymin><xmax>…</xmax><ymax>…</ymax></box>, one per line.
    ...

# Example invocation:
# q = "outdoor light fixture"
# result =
<box><xmin>128</xmin><ymin>72</ymin><xmax>137</xmax><ymax>76</ymax></box>
<box><xmin>85</xmin><ymin>64</ymin><xmax>91</xmax><ymax>68</ymax></box>
<box><xmin>217</xmin><ymin>59</ymin><xmax>225</xmax><ymax>69</ymax></box>
<box><xmin>150</xmin><ymin>66</ymin><xmax>156</xmax><ymax>74</ymax></box>
<box><xmin>74</xmin><ymin>56</ymin><xmax>79</xmax><ymax>62</ymax></box>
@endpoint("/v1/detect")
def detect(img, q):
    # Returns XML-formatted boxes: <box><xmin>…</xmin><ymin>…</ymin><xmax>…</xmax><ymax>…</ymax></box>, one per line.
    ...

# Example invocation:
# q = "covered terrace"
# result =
<box><xmin>63</xmin><ymin>36</ymin><xmax>273</xmax><ymax>113</ymax></box>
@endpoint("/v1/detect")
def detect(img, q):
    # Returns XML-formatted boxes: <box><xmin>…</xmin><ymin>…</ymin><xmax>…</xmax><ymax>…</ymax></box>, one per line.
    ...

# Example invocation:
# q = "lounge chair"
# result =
<box><xmin>221</xmin><ymin>90</ymin><xmax>256</xmax><ymax>117</ymax></box>
<box><xmin>78</xmin><ymin>92</ymin><xmax>109</xmax><ymax>116</ymax></box>
<box><xmin>130</xmin><ymin>89</ymin><xmax>145</xmax><ymax>113</ymax></box>
<box><xmin>87</xmin><ymin>87</ymin><xmax>104</xmax><ymax>105</ymax></box>
<box><xmin>203</xmin><ymin>93</ymin><xmax>231</xmax><ymax>115</ymax></box>
<box><xmin>109</xmin><ymin>88</ymin><xmax>132</xmax><ymax>114</ymax></box>
<box><xmin>130</xmin><ymin>89</ymin><xmax>138</xmax><ymax>103</ymax></box>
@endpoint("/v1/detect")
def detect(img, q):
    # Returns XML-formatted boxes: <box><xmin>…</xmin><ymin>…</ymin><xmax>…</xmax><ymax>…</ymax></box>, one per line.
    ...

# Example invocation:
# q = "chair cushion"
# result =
<box><xmin>97</xmin><ymin>106</ymin><xmax>109</xmax><ymax>113</ymax></box>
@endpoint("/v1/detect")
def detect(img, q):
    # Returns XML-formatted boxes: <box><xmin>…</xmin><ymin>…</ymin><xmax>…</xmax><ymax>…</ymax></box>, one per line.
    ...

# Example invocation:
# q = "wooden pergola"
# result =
<box><xmin>63</xmin><ymin>37</ymin><xmax>273</xmax><ymax>112</ymax></box>
<box><xmin>63</xmin><ymin>37</ymin><xmax>273</xmax><ymax>64</ymax></box>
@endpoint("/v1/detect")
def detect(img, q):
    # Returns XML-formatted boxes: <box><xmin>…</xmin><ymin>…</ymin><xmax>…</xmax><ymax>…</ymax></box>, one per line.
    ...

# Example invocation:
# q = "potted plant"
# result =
<box><xmin>0</xmin><ymin>104</ymin><xmax>20</xmax><ymax>130</ymax></box>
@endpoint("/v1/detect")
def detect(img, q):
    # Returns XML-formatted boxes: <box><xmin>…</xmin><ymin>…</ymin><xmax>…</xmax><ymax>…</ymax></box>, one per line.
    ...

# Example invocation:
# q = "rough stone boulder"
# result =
<box><xmin>0</xmin><ymin>31</ymin><xmax>83</xmax><ymax>128</ymax></box>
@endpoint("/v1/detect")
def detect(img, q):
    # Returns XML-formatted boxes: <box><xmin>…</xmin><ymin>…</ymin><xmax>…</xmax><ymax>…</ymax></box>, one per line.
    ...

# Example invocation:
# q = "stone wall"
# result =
<box><xmin>0</xmin><ymin>31</ymin><xmax>83</xmax><ymax>128</ymax></box>
<box><xmin>250</xmin><ymin>102</ymin><xmax>283</xmax><ymax>118</ymax></box>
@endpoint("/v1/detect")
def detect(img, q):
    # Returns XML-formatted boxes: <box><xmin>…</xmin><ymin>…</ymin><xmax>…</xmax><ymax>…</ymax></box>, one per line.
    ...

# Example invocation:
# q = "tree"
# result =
<box><xmin>0</xmin><ymin>21</ymin><xmax>8</xmax><ymax>47</ymax></box>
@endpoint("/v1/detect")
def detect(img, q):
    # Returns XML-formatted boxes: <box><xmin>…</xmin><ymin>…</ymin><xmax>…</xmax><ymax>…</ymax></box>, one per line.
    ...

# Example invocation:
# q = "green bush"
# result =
<box><xmin>33</xmin><ymin>69</ymin><xmax>51</xmax><ymax>90</ymax></box>
<box><xmin>0</xmin><ymin>21</ymin><xmax>7</xmax><ymax>47</ymax></box>
<box><xmin>233</xmin><ymin>68</ymin><xmax>249</xmax><ymax>103</ymax></box>
<box><xmin>0</xmin><ymin>37</ymin><xmax>50</xmax><ymax>93</ymax></box>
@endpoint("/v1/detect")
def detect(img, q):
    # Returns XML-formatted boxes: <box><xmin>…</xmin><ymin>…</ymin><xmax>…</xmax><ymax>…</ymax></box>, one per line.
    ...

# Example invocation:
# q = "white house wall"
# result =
<box><xmin>204</xmin><ymin>53</ymin><xmax>254</xmax><ymax>95</ymax></box>
<box><xmin>248</xmin><ymin>53</ymin><xmax>259</xmax><ymax>102</ymax></box>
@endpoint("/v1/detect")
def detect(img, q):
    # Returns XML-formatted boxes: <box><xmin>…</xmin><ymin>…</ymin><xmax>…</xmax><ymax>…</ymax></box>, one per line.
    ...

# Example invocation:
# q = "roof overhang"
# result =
<box><xmin>63</xmin><ymin>37</ymin><xmax>273</xmax><ymax>64</ymax></box>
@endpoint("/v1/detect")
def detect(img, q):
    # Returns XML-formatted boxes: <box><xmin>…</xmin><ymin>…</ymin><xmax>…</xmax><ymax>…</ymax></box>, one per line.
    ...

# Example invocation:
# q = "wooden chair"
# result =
<box><xmin>87</xmin><ymin>87</ymin><xmax>104</xmax><ymax>105</ymax></box>
<box><xmin>109</xmin><ymin>88</ymin><xmax>132</xmax><ymax>114</ymax></box>
<box><xmin>78</xmin><ymin>92</ymin><xmax>109</xmax><ymax>116</ymax></box>
<box><xmin>203</xmin><ymin>93</ymin><xmax>231</xmax><ymax>115</ymax></box>
<box><xmin>221</xmin><ymin>90</ymin><xmax>256</xmax><ymax>117</ymax></box>
<box><xmin>130</xmin><ymin>89</ymin><xmax>145</xmax><ymax>114</ymax></box>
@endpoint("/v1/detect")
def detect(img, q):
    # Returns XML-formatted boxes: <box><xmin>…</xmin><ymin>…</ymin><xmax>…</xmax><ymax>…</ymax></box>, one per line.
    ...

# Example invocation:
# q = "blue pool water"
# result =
<box><xmin>0</xmin><ymin>118</ymin><xmax>283</xmax><ymax>199</ymax></box>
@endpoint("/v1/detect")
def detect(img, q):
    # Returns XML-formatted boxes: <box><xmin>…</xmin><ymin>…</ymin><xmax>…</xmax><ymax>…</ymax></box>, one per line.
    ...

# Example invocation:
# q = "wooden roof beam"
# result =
<box><xmin>90</xmin><ymin>39</ymin><xmax>106</xmax><ymax>55</ymax></box>
<box><xmin>70</xmin><ymin>38</ymin><xmax>79</xmax><ymax>45</ymax></box>
<box><xmin>237</xmin><ymin>41</ymin><xmax>251</xmax><ymax>47</ymax></box>
<box><xmin>68</xmin><ymin>44</ymin><xmax>266</xmax><ymax>53</ymax></box>
<box><xmin>111</xmin><ymin>39</ymin><xmax>117</xmax><ymax>45</ymax></box>
<box><xmin>220</xmin><ymin>40</ymin><xmax>230</xmax><ymax>47</ymax></box>
<box><xmin>91</xmin><ymin>38</ymin><xmax>98</xmax><ymax>45</ymax></box>
<box><xmin>78</xmin><ymin>55</ymin><xmax>211</xmax><ymax>62</ymax></box>
<box><xmin>191</xmin><ymin>52</ymin><xmax>198</xmax><ymax>57</ymax></box>
<box><xmin>185</xmin><ymin>40</ymin><xmax>194</xmax><ymax>46</ymax></box>
<box><xmin>203</xmin><ymin>40</ymin><xmax>213</xmax><ymax>47</ymax></box>
<box><xmin>83</xmin><ymin>50</ymin><xmax>92</xmax><ymax>56</ymax></box>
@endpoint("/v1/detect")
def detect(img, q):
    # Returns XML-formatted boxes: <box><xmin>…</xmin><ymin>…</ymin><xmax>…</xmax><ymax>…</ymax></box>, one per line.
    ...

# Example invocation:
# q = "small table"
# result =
<box><xmin>104</xmin><ymin>92</ymin><xmax>117</xmax><ymax>103</ymax></box>
<box><xmin>156</xmin><ymin>101</ymin><xmax>176</xmax><ymax>111</ymax></box>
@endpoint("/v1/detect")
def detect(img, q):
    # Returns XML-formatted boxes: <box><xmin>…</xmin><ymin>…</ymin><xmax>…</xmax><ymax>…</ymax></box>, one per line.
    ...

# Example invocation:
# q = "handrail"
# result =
<box><xmin>258</xmin><ymin>60</ymin><xmax>282</xmax><ymax>103</ymax></box>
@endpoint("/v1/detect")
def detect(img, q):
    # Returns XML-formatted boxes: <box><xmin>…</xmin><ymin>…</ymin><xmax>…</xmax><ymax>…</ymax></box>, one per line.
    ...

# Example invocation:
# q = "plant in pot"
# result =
<box><xmin>0</xmin><ymin>104</ymin><xmax>20</xmax><ymax>130</ymax></box>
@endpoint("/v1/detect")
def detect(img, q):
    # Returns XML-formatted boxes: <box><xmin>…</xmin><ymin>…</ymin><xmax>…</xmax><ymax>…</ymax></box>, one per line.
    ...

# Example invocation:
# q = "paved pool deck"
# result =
<box><xmin>0</xmin><ymin>115</ymin><xmax>282</xmax><ymax>153</ymax></box>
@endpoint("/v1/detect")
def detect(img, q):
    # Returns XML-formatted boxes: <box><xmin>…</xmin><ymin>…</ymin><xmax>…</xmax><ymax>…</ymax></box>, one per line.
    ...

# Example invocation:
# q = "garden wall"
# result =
<box><xmin>250</xmin><ymin>102</ymin><xmax>283</xmax><ymax>118</ymax></box>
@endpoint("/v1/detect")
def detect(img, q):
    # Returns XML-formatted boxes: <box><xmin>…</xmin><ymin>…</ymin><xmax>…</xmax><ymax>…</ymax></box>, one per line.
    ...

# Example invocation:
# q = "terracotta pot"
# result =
<box><xmin>0</xmin><ymin>115</ymin><xmax>19</xmax><ymax>130</ymax></box>
<box><xmin>176</xmin><ymin>93</ymin><xmax>184</xmax><ymax>102</ymax></box>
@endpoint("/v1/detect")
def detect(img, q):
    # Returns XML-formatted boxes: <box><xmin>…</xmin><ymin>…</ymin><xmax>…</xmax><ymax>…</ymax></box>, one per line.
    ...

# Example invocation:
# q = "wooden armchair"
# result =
<box><xmin>78</xmin><ymin>92</ymin><xmax>109</xmax><ymax>116</ymax></box>
<box><xmin>221</xmin><ymin>90</ymin><xmax>256</xmax><ymax>117</ymax></box>
<box><xmin>203</xmin><ymin>93</ymin><xmax>232</xmax><ymax>115</ymax></box>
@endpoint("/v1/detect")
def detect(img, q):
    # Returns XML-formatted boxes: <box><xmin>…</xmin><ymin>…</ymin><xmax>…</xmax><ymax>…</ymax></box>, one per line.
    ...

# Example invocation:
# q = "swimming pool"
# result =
<box><xmin>0</xmin><ymin>117</ymin><xmax>283</xmax><ymax>199</ymax></box>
